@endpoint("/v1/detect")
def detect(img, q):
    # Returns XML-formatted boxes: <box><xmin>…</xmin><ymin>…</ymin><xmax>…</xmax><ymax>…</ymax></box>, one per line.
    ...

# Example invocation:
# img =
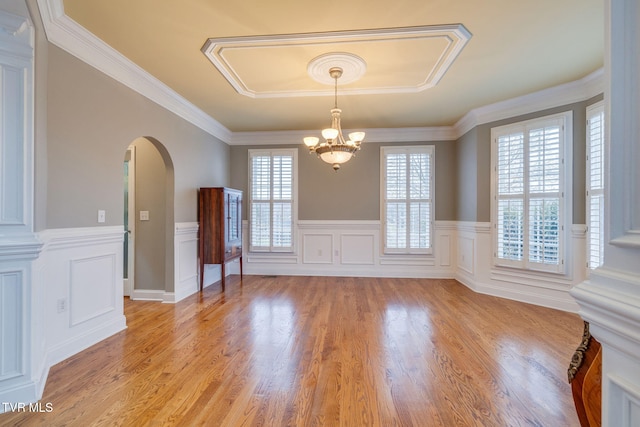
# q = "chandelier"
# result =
<box><xmin>303</xmin><ymin>67</ymin><xmax>365</xmax><ymax>171</ymax></box>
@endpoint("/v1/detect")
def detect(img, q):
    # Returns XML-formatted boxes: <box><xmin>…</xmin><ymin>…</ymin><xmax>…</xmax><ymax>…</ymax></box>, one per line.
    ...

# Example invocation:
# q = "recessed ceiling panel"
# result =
<box><xmin>202</xmin><ymin>24</ymin><xmax>471</xmax><ymax>98</ymax></box>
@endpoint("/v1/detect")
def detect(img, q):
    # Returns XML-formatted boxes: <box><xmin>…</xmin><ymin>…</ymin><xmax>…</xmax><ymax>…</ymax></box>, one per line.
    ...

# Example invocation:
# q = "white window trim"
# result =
<box><xmin>248</xmin><ymin>148</ymin><xmax>298</xmax><ymax>253</ymax></box>
<box><xmin>380</xmin><ymin>145</ymin><xmax>435</xmax><ymax>255</ymax></box>
<box><xmin>490</xmin><ymin>111</ymin><xmax>573</xmax><ymax>274</ymax></box>
<box><xmin>586</xmin><ymin>101</ymin><xmax>605</xmax><ymax>271</ymax></box>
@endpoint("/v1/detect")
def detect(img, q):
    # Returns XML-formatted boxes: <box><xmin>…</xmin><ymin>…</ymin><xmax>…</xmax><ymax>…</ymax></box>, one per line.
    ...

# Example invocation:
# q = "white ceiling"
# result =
<box><xmin>59</xmin><ymin>0</ymin><xmax>604</xmax><ymax>135</ymax></box>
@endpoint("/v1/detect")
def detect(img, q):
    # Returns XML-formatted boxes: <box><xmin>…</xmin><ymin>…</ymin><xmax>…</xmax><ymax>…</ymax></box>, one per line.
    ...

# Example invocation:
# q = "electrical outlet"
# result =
<box><xmin>57</xmin><ymin>298</ymin><xmax>67</xmax><ymax>313</ymax></box>
<box><xmin>140</xmin><ymin>210</ymin><xmax>149</xmax><ymax>221</ymax></box>
<box><xmin>97</xmin><ymin>210</ymin><xmax>106</xmax><ymax>223</ymax></box>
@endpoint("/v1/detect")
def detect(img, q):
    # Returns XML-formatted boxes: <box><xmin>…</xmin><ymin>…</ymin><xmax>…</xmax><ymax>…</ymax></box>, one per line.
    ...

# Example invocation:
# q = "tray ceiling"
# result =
<box><xmin>201</xmin><ymin>24</ymin><xmax>471</xmax><ymax>97</ymax></box>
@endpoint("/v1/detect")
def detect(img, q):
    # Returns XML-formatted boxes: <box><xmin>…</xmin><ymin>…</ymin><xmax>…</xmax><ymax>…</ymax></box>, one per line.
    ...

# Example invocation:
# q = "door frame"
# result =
<box><xmin>124</xmin><ymin>145</ymin><xmax>136</xmax><ymax>296</ymax></box>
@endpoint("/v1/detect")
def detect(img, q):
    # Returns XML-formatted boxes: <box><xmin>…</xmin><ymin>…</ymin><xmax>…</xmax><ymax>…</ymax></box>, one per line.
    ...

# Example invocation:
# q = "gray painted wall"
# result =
<box><xmin>131</xmin><ymin>138</ymin><xmax>167</xmax><ymax>290</ymax></box>
<box><xmin>41</xmin><ymin>42</ymin><xmax>232</xmax><ymax>293</ymax></box>
<box><xmin>44</xmin><ymin>44</ymin><xmax>229</xmax><ymax>230</ymax></box>
<box><xmin>230</xmin><ymin>141</ymin><xmax>457</xmax><ymax>221</ymax></box>
<box><xmin>456</xmin><ymin>128</ymin><xmax>478</xmax><ymax>222</ymax></box>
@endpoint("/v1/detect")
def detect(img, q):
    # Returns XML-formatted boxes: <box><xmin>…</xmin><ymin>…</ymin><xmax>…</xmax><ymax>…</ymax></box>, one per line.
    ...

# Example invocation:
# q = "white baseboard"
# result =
<box><xmin>457</xmin><ymin>271</ymin><xmax>580</xmax><ymax>312</ymax></box>
<box><xmin>45</xmin><ymin>315</ymin><xmax>127</xmax><ymax>367</ymax></box>
<box><xmin>0</xmin><ymin>381</ymin><xmax>38</xmax><ymax>414</ymax></box>
<box><xmin>130</xmin><ymin>289</ymin><xmax>164</xmax><ymax>301</ymax></box>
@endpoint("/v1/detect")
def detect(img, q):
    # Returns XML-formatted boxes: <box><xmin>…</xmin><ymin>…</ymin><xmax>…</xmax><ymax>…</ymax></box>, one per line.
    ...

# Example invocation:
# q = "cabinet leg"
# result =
<box><xmin>199</xmin><ymin>261</ymin><xmax>204</xmax><ymax>291</ymax></box>
<box><xmin>221</xmin><ymin>263</ymin><xmax>225</xmax><ymax>292</ymax></box>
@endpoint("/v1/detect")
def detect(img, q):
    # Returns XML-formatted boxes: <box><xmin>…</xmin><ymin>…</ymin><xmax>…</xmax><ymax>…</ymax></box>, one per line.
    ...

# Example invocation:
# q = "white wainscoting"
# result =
<box><xmin>454</xmin><ymin>222</ymin><xmax>585</xmax><ymax>312</ymax></box>
<box><xmin>37</xmin><ymin>227</ymin><xmax>127</xmax><ymax>368</ymax></box>
<box><xmin>243</xmin><ymin>220</ymin><xmax>456</xmax><ymax>278</ymax></box>
<box><xmin>168</xmin><ymin>222</ymin><xmax>240</xmax><ymax>302</ymax></box>
<box><xmin>170</xmin><ymin>222</ymin><xmax>199</xmax><ymax>303</ymax></box>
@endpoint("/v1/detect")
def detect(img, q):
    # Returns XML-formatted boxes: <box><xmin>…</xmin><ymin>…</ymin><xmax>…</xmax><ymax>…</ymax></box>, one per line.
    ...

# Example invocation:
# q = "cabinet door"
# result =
<box><xmin>225</xmin><ymin>190</ymin><xmax>242</xmax><ymax>258</ymax></box>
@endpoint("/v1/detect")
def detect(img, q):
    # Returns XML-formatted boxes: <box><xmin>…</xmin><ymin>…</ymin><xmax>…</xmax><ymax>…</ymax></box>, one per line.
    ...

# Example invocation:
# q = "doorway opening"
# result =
<box><xmin>123</xmin><ymin>137</ymin><xmax>175</xmax><ymax>300</ymax></box>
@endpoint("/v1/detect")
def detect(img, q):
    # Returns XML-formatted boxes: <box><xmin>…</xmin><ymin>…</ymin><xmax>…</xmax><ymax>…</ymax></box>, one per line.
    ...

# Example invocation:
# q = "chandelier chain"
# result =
<box><xmin>334</xmin><ymin>74</ymin><xmax>338</xmax><ymax>109</ymax></box>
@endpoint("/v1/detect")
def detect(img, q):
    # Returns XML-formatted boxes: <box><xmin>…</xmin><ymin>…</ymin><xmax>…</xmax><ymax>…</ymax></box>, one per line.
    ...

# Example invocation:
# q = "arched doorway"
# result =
<box><xmin>124</xmin><ymin>137</ymin><xmax>175</xmax><ymax>300</ymax></box>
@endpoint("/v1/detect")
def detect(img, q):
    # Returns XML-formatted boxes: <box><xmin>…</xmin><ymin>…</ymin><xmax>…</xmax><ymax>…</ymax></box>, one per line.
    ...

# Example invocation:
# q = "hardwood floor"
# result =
<box><xmin>2</xmin><ymin>276</ymin><xmax>584</xmax><ymax>426</ymax></box>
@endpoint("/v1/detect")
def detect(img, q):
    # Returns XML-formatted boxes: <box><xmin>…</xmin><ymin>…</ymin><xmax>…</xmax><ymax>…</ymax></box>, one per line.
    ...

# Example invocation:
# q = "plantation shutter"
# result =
<box><xmin>528</xmin><ymin>125</ymin><xmax>561</xmax><ymax>266</ymax></box>
<box><xmin>385</xmin><ymin>153</ymin><xmax>407</xmax><ymax>249</ymax></box>
<box><xmin>272</xmin><ymin>155</ymin><xmax>293</xmax><ymax>249</ymax></box>
<box><xmin>409</xmin><ymin>153</ymin><xmax>431</xmax><ymax>249</ymax></box>
<box><xmin>382</xmin><ymin>146</ymin><xmax>433</xmax><ymax>254</ymax></box>
<box><xmin>250</xmin><ymin>155</ymin><xmax>271</xmax><ymax>250</ymax></box>
<box><xmin>496</xmin><ymin>133</ymin><xmax>525</xmax><ymax>263</ymax></box>
<box><xmin>586</xmin><ymin>105</ymin><xmax>605</xmax><ymax>269</ymax></box>
<box><xmin>249</xmin><ymin>151</ymin><xmax>295</xmax><ymax>252</ymax></box>
<box><xmin>493</xmin><ymin>113</ymin><xmax>567</xmax><ymax>273</ymax></box>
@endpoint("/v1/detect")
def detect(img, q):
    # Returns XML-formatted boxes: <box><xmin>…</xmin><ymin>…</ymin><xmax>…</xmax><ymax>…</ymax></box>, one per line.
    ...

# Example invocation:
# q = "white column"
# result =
<box><xmin>571</xmin><ymin>0</ymin><xmax>640</xmax><ymax>425</ymax></box>
<box><xmin>0</xmin><ymin>1</ymin><xmax>44</xmax><ymax>409</ymax></box>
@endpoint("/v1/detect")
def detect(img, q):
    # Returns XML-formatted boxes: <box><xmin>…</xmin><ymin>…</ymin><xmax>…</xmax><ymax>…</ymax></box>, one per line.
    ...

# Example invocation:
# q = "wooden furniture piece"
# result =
<box><xmin>198</xmin><ymin>187</ymin><xmax>243</xmax><ymax>291</ymax></box>
<box><xmin>568</xmin><ymin>321</ymin><xmax>602</xmax><ymax>427</ymax></box>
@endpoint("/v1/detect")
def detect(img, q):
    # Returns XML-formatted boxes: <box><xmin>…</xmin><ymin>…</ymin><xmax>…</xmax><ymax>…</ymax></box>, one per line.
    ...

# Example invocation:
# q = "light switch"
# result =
<box><xmin>97</xmin><ymin>210</ymin><xmax>106</xmax><ymax>223</ymax></box>
<box><xmin>140</xmin><ymin>210</ymin><xmax>150</xmax><ymax>221</ymax></box>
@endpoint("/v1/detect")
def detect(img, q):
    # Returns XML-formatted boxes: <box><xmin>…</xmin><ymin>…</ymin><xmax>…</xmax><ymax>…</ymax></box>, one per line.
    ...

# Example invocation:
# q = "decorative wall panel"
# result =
<box><xmin>439</xmin><ymin>234</ymin><xmax>451</xmax><ymax>267</ymax></box>
<box><xmin>458</xmin><ymin>236</ymin><xmax>474</xmax><ymax>275</ymax></box>
<box><xmin>303</xmin><ymin>234</ymin><xmax>333</xmax><ymax>264</ymax></box>
<box><xmin>0</xmin><ymin>270</ymin><xmax>22</xmax><ymax>380</ymax></box>
<box><xmin>340</xmin><ymin>234</ymin><xmax>374</xmax><ymax>265</ymax></box>
<box><xmin>173</xmin><ymin>222</ymin><xmax>199</xmax><ymax>302</ymax></box>
<box><xmin>69</xmin><ymin>255</ymin><xmax>116</xmax><ymax>326</ymax></box>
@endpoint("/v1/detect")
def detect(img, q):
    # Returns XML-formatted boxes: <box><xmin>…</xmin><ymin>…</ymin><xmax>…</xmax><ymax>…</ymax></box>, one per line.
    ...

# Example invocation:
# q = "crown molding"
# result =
<box><xmin>228</xmin><ymin>68</ymin><xmax>604</xmax><ymax>144</ymax></box>
<box><xmin>230</xmin><ymin>126</ymin><xmax>457</xmax><ymax>146</ymax></box>
<box><xmin>230</xmin><ymin>67</ymin><xmax>604</xmax><ymax>145</ymax></box>
<box><xmin>453</xmin><ymin>68</ymin><xmax>604</xmax><ymax>137</ymax></box>
<box><xmin>36</xmin><ymin>0</ymin><xmax>232</xmax><ymax>143</ymax></box>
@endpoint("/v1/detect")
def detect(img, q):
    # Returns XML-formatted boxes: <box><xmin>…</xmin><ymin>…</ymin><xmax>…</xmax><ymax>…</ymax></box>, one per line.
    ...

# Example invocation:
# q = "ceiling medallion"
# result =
<box><xmin>307</xmin><ymin>52</ymin><xmax>367</xmax><ymax>86</ymax></box>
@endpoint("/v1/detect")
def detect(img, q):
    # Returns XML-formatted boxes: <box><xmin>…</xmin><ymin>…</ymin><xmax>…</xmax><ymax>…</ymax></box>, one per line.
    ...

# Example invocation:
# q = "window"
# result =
<box><xmin>249</xmin><ymin>149</ymin><xmax>297</xmax><ymax>252</ymax></box>
<box><xmin>586</xmin><ymin>102</ymin><xmax>604</xmax><ymax>270</ymax></box>
<box><xmin>381</xmin><ymin>146</ymin><xmax>434</xmax><ymax>254</ymax></box>
<box><xmin>491</xmin><ymin>112</ymin><xmax>572</xmax><ymax>273</ymax></box>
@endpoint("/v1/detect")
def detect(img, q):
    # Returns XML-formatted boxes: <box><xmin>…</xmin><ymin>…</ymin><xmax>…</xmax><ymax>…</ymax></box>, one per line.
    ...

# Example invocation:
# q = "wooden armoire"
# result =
<box><xmin>198</xmin><ymin>187</ymin><xmax>243</xmax><ymax>291</ymax></box>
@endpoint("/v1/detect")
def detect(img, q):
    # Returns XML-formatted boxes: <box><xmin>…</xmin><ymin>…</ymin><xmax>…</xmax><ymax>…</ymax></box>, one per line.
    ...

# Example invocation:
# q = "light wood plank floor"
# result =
<box><xmin>2</xmin><ymin>276</ymin><xmax>584</xmax><ymax>426</ymax></box>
